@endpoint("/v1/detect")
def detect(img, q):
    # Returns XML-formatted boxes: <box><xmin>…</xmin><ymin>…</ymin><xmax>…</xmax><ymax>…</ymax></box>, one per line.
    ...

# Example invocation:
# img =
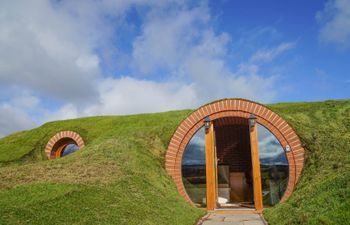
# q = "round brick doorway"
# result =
<box><xmin>165</xmin><ymin>99</ymin><xmax>304</xmax><ymax>208</ymax></box>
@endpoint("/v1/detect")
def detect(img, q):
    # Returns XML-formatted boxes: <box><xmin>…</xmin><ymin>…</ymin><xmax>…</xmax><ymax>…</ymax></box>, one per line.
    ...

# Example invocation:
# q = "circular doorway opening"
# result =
<box><xmin>165</xmin><ymin>98</ymin><xmax>305</xmax><ymax>210</ymax></box>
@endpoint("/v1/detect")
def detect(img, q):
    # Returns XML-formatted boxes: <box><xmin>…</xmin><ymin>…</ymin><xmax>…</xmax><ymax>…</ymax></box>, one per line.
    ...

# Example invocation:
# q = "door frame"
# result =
<box><xmin>205</xmin><ymin>118</ymin><xmax>263</xmax><ymax>212</ymax></box>
<box><xmin>205</xmin><ymin>122</ymin><xmax>217</xmax><ymax>210</ymax></box>
<box><xmin>249</xmin><ymin>120</ymin><xmax>263</xmax><ymax>212</ymax></box>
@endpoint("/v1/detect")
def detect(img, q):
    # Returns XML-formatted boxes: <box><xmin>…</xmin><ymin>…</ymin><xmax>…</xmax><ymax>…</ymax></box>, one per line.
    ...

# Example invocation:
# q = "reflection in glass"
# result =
<box><xmin>258</xmin><ymin>124</ymin><xmax>289</xmax><ymax>206</ymax></box>
<box><xmin>61</xmin><ymin>144</ymin><xmax>80</xmax><ymax>157</ymax></box>
<box><xmin>182</xmin><ymin>127</ymin><xmax>206</xmax><ymax>207</ymax></box>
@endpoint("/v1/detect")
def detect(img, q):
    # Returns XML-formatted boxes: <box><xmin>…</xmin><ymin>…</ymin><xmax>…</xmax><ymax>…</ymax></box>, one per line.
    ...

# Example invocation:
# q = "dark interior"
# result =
<box><xmin>213</xmin><ymin>117</ymin><xmax>254</xmax><ymax>208</ymax></box>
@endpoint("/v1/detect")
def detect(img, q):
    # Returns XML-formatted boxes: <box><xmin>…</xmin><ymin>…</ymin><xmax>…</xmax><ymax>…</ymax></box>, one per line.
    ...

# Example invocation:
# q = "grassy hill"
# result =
<box><xmin>0</xmin><ymin>100</ymin><xmax>349</xmax><ymax>225</ymax></box>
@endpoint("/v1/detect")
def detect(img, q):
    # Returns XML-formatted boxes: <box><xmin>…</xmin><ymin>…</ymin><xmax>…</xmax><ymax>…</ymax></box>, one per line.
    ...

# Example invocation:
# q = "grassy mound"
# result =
<box><xmin>0</xmin><ymin>100</ymin><xmax>349</xmax><ymax>224</ymax></box>
<box><xmin>0</xmin><ymin>111</ymin><xmax>204</xmax><ymax>225</ymax></box>
<box><xmin>264</xmin><ymin>100</ymin><xmax>350</xmax><ymax>225</ymax></box>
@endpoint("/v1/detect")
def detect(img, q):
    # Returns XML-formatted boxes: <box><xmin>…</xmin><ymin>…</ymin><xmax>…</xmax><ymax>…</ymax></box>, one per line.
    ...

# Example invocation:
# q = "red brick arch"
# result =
<box><xmin>165</xmin><ymin>99</ymin><xmax>304</xmax><ymax>206</ymax></box>
<box><xmin>45</xmin><ymin>131</ymin><xmax>85</xmax><ymax>159</ymax></box>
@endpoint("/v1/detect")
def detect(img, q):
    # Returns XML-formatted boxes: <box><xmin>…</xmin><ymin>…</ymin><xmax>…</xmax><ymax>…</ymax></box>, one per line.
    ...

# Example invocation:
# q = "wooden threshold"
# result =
<box><xmin>208</xmin><ymin>209</ymin><xmax>263</xmax><ymax>214</ymax></box>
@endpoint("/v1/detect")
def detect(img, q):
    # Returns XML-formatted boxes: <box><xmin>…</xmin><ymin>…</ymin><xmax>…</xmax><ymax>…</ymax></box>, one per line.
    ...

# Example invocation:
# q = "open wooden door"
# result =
<box><xmin>249</xmin><ymin>122</ymin><xmax>263</xmax><ymax>212</ymax></box>
<box><xmin>205</xmin><ymin>122</ymin><xmax>217</xmax><ymax>211</ymax></box>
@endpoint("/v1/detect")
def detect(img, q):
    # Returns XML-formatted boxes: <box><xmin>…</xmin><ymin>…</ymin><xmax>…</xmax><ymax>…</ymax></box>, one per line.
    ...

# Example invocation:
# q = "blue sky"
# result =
<box><xmin>0</xmin><ymin>0</ymin><xmax>349</xmax><ymax>136</ymax></box>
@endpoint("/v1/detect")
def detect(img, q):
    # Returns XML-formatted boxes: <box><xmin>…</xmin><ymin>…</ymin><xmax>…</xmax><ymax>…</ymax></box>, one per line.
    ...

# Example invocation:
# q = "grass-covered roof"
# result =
<box><xmin>0</xmin><ymin>100</ymin><xmax>349</xmax><ymax>225</ymax></box>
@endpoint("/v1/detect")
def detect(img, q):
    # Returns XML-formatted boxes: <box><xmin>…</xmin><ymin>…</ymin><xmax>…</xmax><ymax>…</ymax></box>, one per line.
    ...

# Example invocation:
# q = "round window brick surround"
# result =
<box><xmin>165</xmin><ymin>98</ymin><xmax>305</xmax><ymax>205</ymax></box>
<box><xmin>45</xmin><ymin>131</ymin><xmax>85</xmax><ymax>159</ymax></box>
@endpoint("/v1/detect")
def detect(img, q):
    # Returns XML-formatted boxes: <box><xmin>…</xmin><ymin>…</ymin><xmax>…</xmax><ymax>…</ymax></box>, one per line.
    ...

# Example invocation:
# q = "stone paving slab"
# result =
<box><xmin>201</xmin><ymin>213</ymin><xmax>266</xmax><ymax>225</ymax></box>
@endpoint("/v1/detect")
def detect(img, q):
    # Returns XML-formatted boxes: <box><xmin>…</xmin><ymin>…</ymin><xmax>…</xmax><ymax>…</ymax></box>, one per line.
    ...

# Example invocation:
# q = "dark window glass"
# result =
<box><xmin>182</xmin><ymin>127</ymin><xmax>206</xmax><ymax>207</ymax></box>
<box><xmin>61</xmin><ymin>144</ymin><xmax>80</xmax><ymax>157</ymax></box>
<box><xmin>258</xmin><ymin>124</ymin><xmax>289</xmax><ymax>206</ymax></box>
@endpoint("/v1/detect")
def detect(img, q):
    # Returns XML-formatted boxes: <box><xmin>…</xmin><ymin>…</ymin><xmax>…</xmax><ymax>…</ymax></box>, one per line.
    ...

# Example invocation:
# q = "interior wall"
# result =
<box><xmin>214</xmin><ymin>121</ymin><xmax>252</xmax><ymax>173</ymax></box>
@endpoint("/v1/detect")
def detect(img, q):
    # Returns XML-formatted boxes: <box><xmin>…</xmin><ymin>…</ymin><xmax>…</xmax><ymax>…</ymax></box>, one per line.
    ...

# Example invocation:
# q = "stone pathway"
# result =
<box><xmin>199</xmin><ymin>213</ymin><xmax>267</xmax><ymax>225</ymax></box>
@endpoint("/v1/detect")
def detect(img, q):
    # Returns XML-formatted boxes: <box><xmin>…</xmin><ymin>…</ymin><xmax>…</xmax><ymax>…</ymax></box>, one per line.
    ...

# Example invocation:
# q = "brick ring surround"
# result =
<box><xmin>165</xmin><ymin>99</ymin><xmax>305</xmax><ymax>205</ymax></box>
<box><xmin>45</xmin><ymin>131</ymin><xmax>85</xmax><ymax>159</ymax></box>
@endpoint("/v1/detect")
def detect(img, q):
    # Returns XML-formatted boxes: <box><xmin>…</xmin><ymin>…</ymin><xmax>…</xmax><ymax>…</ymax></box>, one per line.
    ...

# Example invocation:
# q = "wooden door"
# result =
<box><xmin>205</xmin><ymin>123</ymin><xmax>217</xmax><ymax>211</ymax></box>
<box><xmin>249</xmin><ymin>123</ymin><xmax>263</xmax><ymax>212</ymax></box>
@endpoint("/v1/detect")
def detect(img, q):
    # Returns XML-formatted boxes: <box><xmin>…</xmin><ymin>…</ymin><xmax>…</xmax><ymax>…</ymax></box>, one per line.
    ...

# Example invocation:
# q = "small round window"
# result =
<box><xmin>45</xmin><ymin>131</ymin><xmax>85</xmax><ymax>159</ymax></box>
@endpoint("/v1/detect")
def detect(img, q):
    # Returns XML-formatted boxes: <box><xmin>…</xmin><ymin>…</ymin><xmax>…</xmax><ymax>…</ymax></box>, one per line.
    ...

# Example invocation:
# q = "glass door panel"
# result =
<box><xmin>182</xmin><ymin>127</ymin><xmax>206</xmax><ymax>207</ymax></box>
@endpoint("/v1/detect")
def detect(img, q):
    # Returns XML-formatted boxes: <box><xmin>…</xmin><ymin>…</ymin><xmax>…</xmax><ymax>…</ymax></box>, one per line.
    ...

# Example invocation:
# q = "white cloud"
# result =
<box><xmin>85</xmin><ymin>77</ymin><xmax>197</xmax><ymax>115</ymax></box>
<box><xmin>0</xmin><ymin>0</ymin><xmax>177</xmax><ymax>105</ymax></box>
<box><xmin>317</xmin><ymin>0</ymin><xmax>350</xmax><ymax>49</ymax></box>
<box><xmin>132</xmin><ymin>4</ymin><xmax>210</xmax><ymax>74</ymax></box>
<box><xmin>0</xmin><ymin>0</ymin><xmax>100</xmax><ymax>104</ymax></box>
<box><xmin>38</xmin><ymin>76</ymin><xmax>198</xmax><ymax>128</ymax></box>
<box><xmin>250</xmin><ymin>42</ymin><xmax>296</xmax><ymax>63</ymax></box>
<box><xmin>0</xmin><ymin>0</ymin><xmax>293</xmax><ymax>137</ymax></box>
<box><xmin>0</xmin><ymin>104</ymin><xmax>36</xmax><ymax>137</ymax></box>
<box><xmin>45</xmin><ymin>104</ymin><xmax>79</xmax><ymax>122</ymax></box>
<box><xmin>9</xmin><ymin>94</ymin><xmax>40</xmax><ymax>111</ymax></box>
<box><xmin>132</xmin><ymin>4</ymin><xmax>280</xmax><ymax>103</ymax></box>
<box><xmin>0</xmin><ymin>92</ymin><xmax>42</xmax><ymax>137</ymax></box>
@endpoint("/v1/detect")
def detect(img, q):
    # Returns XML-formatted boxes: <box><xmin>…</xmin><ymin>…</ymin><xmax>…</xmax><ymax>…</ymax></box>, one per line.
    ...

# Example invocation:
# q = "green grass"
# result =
<box><xmin>0</xmin><ymin>111</ymin><xmax>204</xmax><ymax>225</ymax></box>
<box><xmin>0</xmin><ymin>100</ymin><xmax>349</xmax><ymax>224</ymax></box>
<box><xmin>264</xmin><ymin>100</ymin><xmax>350</xmax><ymax>225</ymax></box>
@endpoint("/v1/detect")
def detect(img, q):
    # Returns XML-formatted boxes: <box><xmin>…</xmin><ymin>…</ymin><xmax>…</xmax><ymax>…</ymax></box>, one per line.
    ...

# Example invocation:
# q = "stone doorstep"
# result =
<box><xmin>202</xmin><ymin>222</ymin><xmax>264</xmax><ymax>225</ymax></box>
<box><xmin>197</xmin><ymin>213</ymin><xmax>267</xmax><ymax>225</ymax></box>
